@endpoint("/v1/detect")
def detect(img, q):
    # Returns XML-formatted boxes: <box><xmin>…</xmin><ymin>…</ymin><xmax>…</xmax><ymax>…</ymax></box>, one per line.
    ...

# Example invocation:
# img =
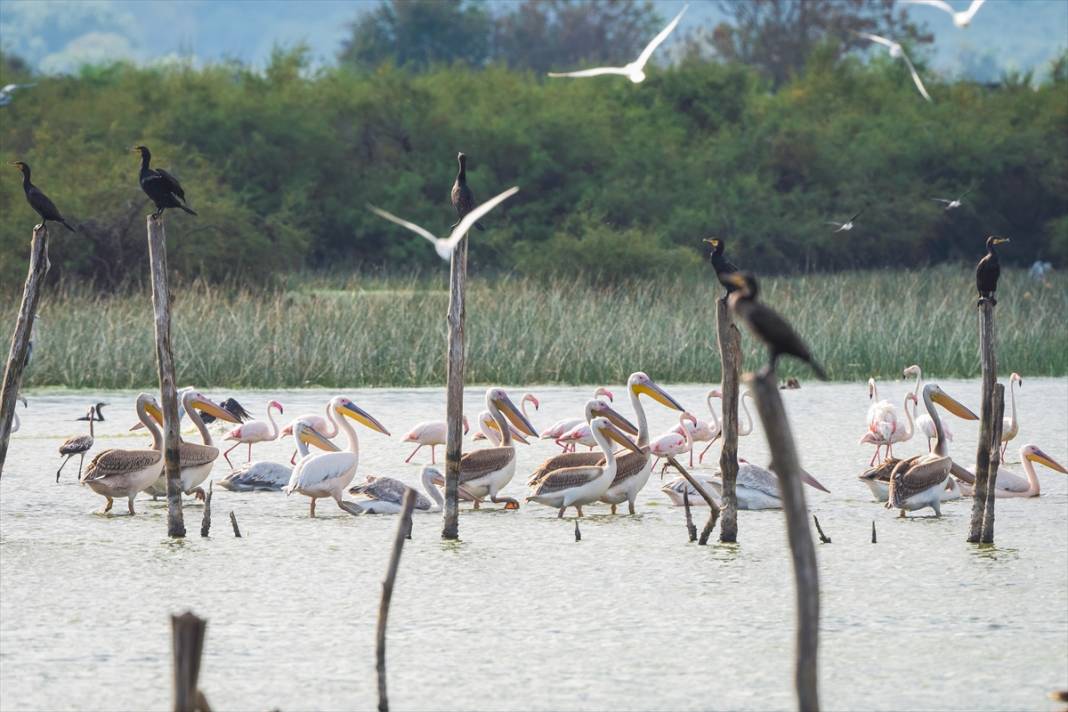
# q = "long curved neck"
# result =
<box><xmin>265</xmin><ymin>404</ymin><xmax>280</xmax><ymax>439</ymax></box>
<box><xmin>900</xmin><ymin>395</ymin><xmax>915</xmax><ymax>440</ymax></box>
<box><xmin>911</xmin><ymin>368</ymin><xmax>922</xmax><ymax>397</ymax></box>
<box><xmin>139</xmin><ymin>400</ymin><xmax>164</xmax><ymax>450</ymax></box>
<box><xmin>321</xmin><ymin>401</ymin><xmax>339</xmax><ymax>437</ymax></box>
<box><xmin>1008</xmin><ymin>379</ymin><xmax>1018</xmax><ymax>426</ymax></box>
<box><xmin>20</xmin><ymin>168</ymin><xmax>31</xmax><ymax>189</ymax></box>
<box><xmin>591</xmin><ymin>428</ymin><xmax>619</xmax><ymax>481</ymax></box>
<box><xmin>490</xmin><ymin>401</ymin><xmax>512</xmax><ymax>447</ymax></box>
<box><xmin>870</xmin><ymin>381</ymin><xmax>879</xmax><ymax>402</ymax></box>
<box><xmin>922</xmin><ymin>390</ymin><xmax>948</xmax><ymax>457</ymax></box>
<box><xmin>140</xmin><ymin>151</ymin><xmax>151</xmax><ymax>173</ymax></box>
<box><xmin>739</xmin><ymin>392</ymin><xmax>754</xmax><ymax>436</ymax></box>
<box><xmin>456</xmin><ymin>159</ymin><xmax>466</xmax><ymax>181</ymax></box>
<box><xmin>183</xmin><ymin>394</ymin><xmax>213</xmax><ymax>446</ymax></box>
<box><xmin>705</xmin><ymin>393</ymin><xmax>721</xmax><ymax>431</ymax></box>
<box><xmin>335</xmin><ymin>411</ymin><xmax>360</xmax><ymax>456</ymax></box>
<box><xmin>88</xmin><ymin>414</ymin><xmax>95</xmax><ymax>439</ymax></box>
<box><xmin>629</xmin><ymin>387</ymin><xmax>649</xmax><ymax>448</ymax></box>
<box><xmin>1021</xmin><ymin>451</ymin><xmax>1040</xmax><ymax>495</ymax></box>
<box><xmin>423</xmin><ymin>470</ymin><xmax>445</xmax><ymax>509</ymax></box>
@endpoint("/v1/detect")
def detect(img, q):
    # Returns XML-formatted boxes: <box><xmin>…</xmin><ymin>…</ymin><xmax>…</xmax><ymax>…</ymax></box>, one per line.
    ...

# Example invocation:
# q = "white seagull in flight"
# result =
<box><xmin>369</xmin><ymin>187</ymin><xmax>520</xmax><ymax>262</ymax></box>
<box><xmin>827</xmin><ymin>210</ymin><xmax>863</xmax><ymax>233</ymax></box>
<box><xmin>931</xmin><ymin>188</ymin><xmax>973</xmax><ymax>210</ymax></box>
<box><xmin>547</xmin><ymin>4</ymin><xmax>688</xmax><ymax>84</ymax></box>
<box><xmin>857</xmin><ymin>33</ymin><xmax>931</xmax><ymax>102</ymax></box>
<box><xmin>901</xmin><ymin>0</ymin><xmax>986</xmax><ymax>28</ymax></box>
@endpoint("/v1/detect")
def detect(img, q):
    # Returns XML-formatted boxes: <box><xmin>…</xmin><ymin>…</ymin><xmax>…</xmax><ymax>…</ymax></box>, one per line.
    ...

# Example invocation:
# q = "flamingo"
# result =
<box><xmin>280</xmin><ymin>400</ymin><xmax>340</xmax><ymax>464</ymax></box>
<box><xmin>541</xmin><ymin>387</ymin><xmax>613</xmax><ymax>452</ymax></box>
<box><xmin>1000</xmin><ymin>372</ymin><xmax>1022</xmax><ymax>460</ymax></box>
<box><xmin>859</xmin><ymin>393</ymin><xmax>916</xmax><ymax>459</ymax></box>
<box><xmin>223</xmin><ymin>400</ymin><xmax>283</xmax><ymax>467</ymax></box>
<box><xmin>904</xmin><ymin>364</ymin><xmax>953</xmax><ymax>452</ymax></box>
<box><xmin>650</xmin><ymin>412</ymin><xmax>698</xmax><ymax>474</ymax></box>
<box><xmin>865</xmin><ymin>377</ymin><xmax>899</xmax><ymax>465</ymax></box>
<box><xmin>401</xmin><ymin>415</ymin><xmax>470</xmax><ymax>464</ymax></box>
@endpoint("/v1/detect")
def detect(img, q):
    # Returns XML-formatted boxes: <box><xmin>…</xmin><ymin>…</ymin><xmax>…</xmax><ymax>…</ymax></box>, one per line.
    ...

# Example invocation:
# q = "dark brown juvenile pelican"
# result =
<box><xmin>58</xmin><ymin>405</ymin><xmax>96</xmax><ymax>481</ymax></box>
<box><xmin>976</xmin><ymin>235</ymin><xmax>1009</xmax><ymax>306</ymax></box>
<box><xmin>724</xmin><ymin>272</ymin><xmax>828</xmax><ymax>380</ymax></box>
<box><xmin>703</xmin><ymin>238</ymin><xmax>740</xmax><ymax>295</ymax></box>
<box><xmin>450</xmin><ymin>152</ymin><xmax>484</xmax><ymax>231</ymax></box>
<box><xmin>11</xmin><ymin>162</ymin><xmax>75</xmax><ymax>231</ymax></box>
<box><xmin>132</xmin><ymin>145</ymin><xmax>197</xmax><ymax>217</ymax></box>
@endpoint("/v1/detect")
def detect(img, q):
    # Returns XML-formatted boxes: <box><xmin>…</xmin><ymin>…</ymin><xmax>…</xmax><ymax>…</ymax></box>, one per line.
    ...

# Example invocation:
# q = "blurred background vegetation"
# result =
<box><xmin>1</xmin><ymin>0</ymin><xmax>1066</xmax><ymax>290</ymax></box>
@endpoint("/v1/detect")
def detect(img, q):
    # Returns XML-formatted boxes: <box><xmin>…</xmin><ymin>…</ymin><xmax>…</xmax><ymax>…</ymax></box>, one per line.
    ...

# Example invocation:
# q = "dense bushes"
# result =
<box><xmin>1</xmin><ymin>48</ymin><xmax>1065</xmax><ymax>288</ymax></box>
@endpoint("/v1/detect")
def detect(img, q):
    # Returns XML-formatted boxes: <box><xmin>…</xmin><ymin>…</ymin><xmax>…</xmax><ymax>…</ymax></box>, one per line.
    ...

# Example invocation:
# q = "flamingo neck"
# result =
<box><xmin>910</xmin><ymin>368</ymin><xmax>923</xmax><ymax>398</ymax></box>
<box><xmin>184</xmin><ymin>393</ymin><xmax>213</xmax><ymax>446</ymax></box>
<box><xmin>739</xmin><ymin>392</ymin><xmax>754</xmax><ymax>436</ymax></box>
<box><xmin>900</xmin><ymin>394</ymin><xmax>915</xmax><ymax>440</ymax></box>
<box><xmin>265</xmin><ymin>404</ymin><xmax>280</xmax><ymax>439</ymax></box>
<box><xmin>705</xmin><ymin>393</ymin><xmax>721</xmax><ymax>432</ymax></box>
<box><xmin>322</xmin><ymin>401</ymin><xmax>340</xmax><ymax>438</ymax></box>
<box><xmin>423</xmin><ymin>470</ymin><xmax>445</xmax><ymax>509</ymax></box>
<box><xmin>629</xmin><ymin>387</ymin><xmax>649</xmax><ymax>448</ymax></box>
<box><xmin>1008</xmin><ymin>378</ymin><xmax>1018</xmax><ymax>427</ymax></box>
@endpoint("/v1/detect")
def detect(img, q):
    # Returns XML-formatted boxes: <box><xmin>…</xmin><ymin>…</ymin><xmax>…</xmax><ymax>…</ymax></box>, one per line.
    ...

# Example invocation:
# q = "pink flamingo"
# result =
<box><xmin>223</xmin><ymin>400</ymin><xmax>283</xmax><ymax>467</ymax></box>
<box><xmin>541</xmin><ymin>387</ymin><xmax>612</xmax><ymax>452</ymax></box>
<box><xmin>402</xmin><ymin>416</ymin><xmax>470</xmax><ymax>464</ymax></box>
<box><xmin>651</xmin><ymin>412</ymin><xmax>698</xmax><ymax>473</ymax></box>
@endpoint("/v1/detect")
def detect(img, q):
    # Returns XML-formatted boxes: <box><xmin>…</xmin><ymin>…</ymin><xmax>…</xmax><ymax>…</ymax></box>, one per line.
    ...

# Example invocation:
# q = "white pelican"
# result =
<box><xmin>284</xmin><ymin>397</ymin><xmax>390</xmax><ymax>516</ymax></box>
<box><xmin>859</xmin><ymin>392</ymin><xmax>916</xmax><ymax>458</ymax></box>
<box><xmin>57</xmin><ymin>405</ymin><xmax>96</xmax><ymax>481</ymax></box>
<box><xmin>455</xmin><ymin>388</ymin><xmax>539</xmax><ymax>509</ymax></box>
<box><xmin>473</xmin><ymin>410</ymin><xmax>529</xmax><ymax>445</ymax></box>
<box><xmin>650</xmin><ymin>412</ymin><xmax>698</xmax><ymax>474</ymax></box>
<box><xmin>368</xmin><ymin>186</ymin><xmax>520</xmax><ymax>262</ymax></box>
<box><xmin>80</xmin><ymin>394</ymin><xmax>164</xmax><ymax>514</ymax></box>
<box><xmin>858</xmin><ymin>456</ymin><xmax>962</xmax><ymax>503</ymax></box>
<box><xmin>827</xmin><ymin>210</ymin><xmax>862</xmax><ymax>233</ymax></box>
<box><xmin>402</xmin><ymin>415</ymin><xmax>470</xmax><ymax>464</ymax></box>
<box><xmin>540</xmin><ymin>387</ymin><xmax>613</xmax><ymax>451</ymax></box>
<box><xmin>347</xmin><ymin>466</ymin><xmax>447</xmax><ymax>513</ymax></box>
<box><xmin>886</xmin><ymin>384</ymin><xmax>978</xmax><ymax>517</ymax></box>
<box><xmin>904</xmin><ymin>364</ymin><xmax>953</xmax><ymax>452</ymax></box>
<box><xmin>864</xmin><ymin>377</ymin><xmax>900</xmax><ymax>464</ymax></box>
<box><xmin>526</xmin><ymin>398</ymin><xmax>639</xmax><ymax>488</ymax></box>
<box><xmin>901</xmin><ymin>0</ymin><xmax>986</xmax><ymax>28</ymax></box>
<box><xmin>223</xmin><ymin>399</ymin><xmax>283</xmax><ymax>467</ymax></box>
<box><xmin>144</xmin><ymin>390</ymin><xmax>241</xmax><ymax>500</ymax></box>
<box><xmin>547</xmin><ymin>5</ymin><xmax>687</xmax><ymax>84</ymax></box>
<box><xmin>661</xmin><ymin>459</ymin><xmax>829</xmax><ymax>510</ymax></box>
<box><xmin>856</xmin><ymin>33</ymin><xmax>931</xmax><ymax>102</ymax></box>
<box><xmin>527</xmin><ymin>417</ymin><xmax>642</xmax><ymax>517</ymax></box>
<box><xmin>931</xmin><ymin>188</ymin><xmax>973</xmax><ymax>211</ymax></box>
<box><xmin>217</xmin><ymin>420</ymin><xmax>340</xmax><ymax>492</ymax></box>
<box><xmin>1000</xmin><ymin>372</ymin><xmax>1022</xmax><ymax>460</ymax></box>
<box><xmin>955</xmin><ymin>445</ymin><xmax>1066</xmax><ymax>498</ymax></box>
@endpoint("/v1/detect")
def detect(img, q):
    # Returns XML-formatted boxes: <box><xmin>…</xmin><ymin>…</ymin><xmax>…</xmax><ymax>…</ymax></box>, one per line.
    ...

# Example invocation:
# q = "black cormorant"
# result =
<box><xmin>703</xmin><ymin>238</ymin><xmax>739</xmax><ymax>295</ymax></box>
<box><xmin>976</xmin><ymin>235</ymin><xmax>1009</xmax><ymax>306</ymax></box>
<box><xmin>132</xmin><ymin>146</ymin><xmax>197</xmax><ymax>217</ymax></box>
<box><xmin>200</xmin><ymin>397</ymin><xmax>252</xmax><ymax>424</ymax></box>
<box><xmin>450</xmin><ymin>152</ymin><xmax>484</xmax><ymax>231</ymax></box>
<box><xmin>725</xmin><ymin>272</ymin><xmax>828</xmax><ymax>380</ymax></box>
<box><xmin>76</xmin><ymin>402</ymin><xmax>108</xmax><ymax>422</ymax></box>
<box><xmin>11</xmin><ymin>162</ymin><xmax>75</xmax><ymax>232</ymax></box>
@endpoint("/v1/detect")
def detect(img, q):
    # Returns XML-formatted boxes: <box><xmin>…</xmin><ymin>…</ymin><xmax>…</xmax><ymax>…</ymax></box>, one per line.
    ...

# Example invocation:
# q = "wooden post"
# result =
<box><xmin>442</xmin><ymin>236</ymin><xmax>467</xmax><ymax>540</ymax></box>
<box><xmin>199</xmin><ymin>482</ymin><xmax>213</xmax><ymax>537</ymax></box>
<box><xmin>683</xmin><ymin>489</ymin><xmax>697</xmax><ymax>542</ymax></box>
<box><xmin>171</xmin><ymin>611</ymin><xmax>209</xmax><ymax>712</ymax></box>
<box><xmin>750</xmin><ymin>372</ymin><xmax>820</xmax><ymax>712</ymax></box>
<box><xmin>812</xmin><ymin>515</ymin><xmax>831</xmax><ymax>544</ymax></box>
<box><xmin>147</xmin><ymin>215</ymin><xmax>185</xmax><ymax>538</ymax></box>
<box><xmin>666</xmin><ymin>455</ymin><xmax>720</xmax><ymax>544</ymax></box>
<box><xmin>0</xmin><ymin>225</ymin><xmax>49</xmax><ymax>477</ymax></box>
<box><xmin>377</xmin><ymin>489</ymin><xmax>416</xmax><ymax>712</ymax></box>
<box><xmin>871</xmin><ymin>521</ymin><xmax>877</xmax><ymax>544</ymax></box>
<box><xmin>981</xmin><ymin>385</ymin><xmax>1004</xmax><ymax>544</ymax></box>
<box><xmin>229</xmin><ymin>511</ymin><xmax>242</xmax><ymax>538</ymax></box>
<box><xmin>968</xmin><ymin>301</ymin><xmax>998</xmax><ymax>544</ymax></box>
<box><xmin>716</xmin><ymin>297</ymin><xmax>742</xmax><ymax>542</ymax></box>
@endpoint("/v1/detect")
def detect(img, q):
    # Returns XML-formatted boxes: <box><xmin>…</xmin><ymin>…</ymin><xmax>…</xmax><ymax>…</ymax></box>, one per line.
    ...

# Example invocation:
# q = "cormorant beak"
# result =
<box><xmin>298</xmin><ymin>426</ymin><xmax>339</xmax><ymax>452</ymax></box>
<box><xmin>631</xmin><ymin>379</ymin><xmax>685</xmax><ymax>411</ymax></box>
<box><xmin>597</xmin><ymin>419</ymin><xmax>643</xmax><ymax>455</ymax></box>
<box><xmin>492</xmin><ymin>393</ymin><xmax>539</xmax><ymax>437</ymax></box>
<box><xmin>191</xmin><ymin>396</ymin><xmax>241</xmax><ymax>424</ymax></box>
<box><xmin>594</xmin><ymin>403</ymin><xmax>639</xmax><ymax>436</ymax></box>
<box><xmin>1028</xmin><ymin>449</ymin><xmax>1067</xmax><ymax>474</ymax></box>
<box><xmin>703</xmin><ymin>238</ymin><xmax>720</xmax><ymax>248</ymax></box>
<box><xmin>338</xmin><ymin>401</ymin><xmax>390</xmax><ymax>435</ymax></box>
<box><xmin>801</xmin><ymin>468</ymin><xmax>830</xmax><ymax>493</ymax></box>
<box><xmin>931</xmin><ymin>390</ymin><xmax>979</xmax><ymax>420</ymax></box>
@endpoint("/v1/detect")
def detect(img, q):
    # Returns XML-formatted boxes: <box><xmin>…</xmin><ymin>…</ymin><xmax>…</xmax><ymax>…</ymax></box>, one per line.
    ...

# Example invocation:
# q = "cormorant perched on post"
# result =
<box><xmin>450</xmin><ymin>152</ymin><xmax>484</xmax><ymax>231</ymax></box>
<box><xmin>11</xmin><ymin>162</ymin><xmax>75</xmax><ymax>232</ymax></box>
<box><xmin>131</xmin><ymin>145</ymin><xmax>197</xmax><ymax>218</ymax></box>
<box><xmin>976</xmin><ymin>235</ymin><xmax>1009</xmax><ymax>306</ymax></box>
<box><xmin>703</xmin><ymin>238</ymin><xmax>739</xmax><ymax>295</ymax></box>
<box><xmin>724</xmin><ymin>272</ymin><xmax>828</xmax><ymax>380</ymax></box>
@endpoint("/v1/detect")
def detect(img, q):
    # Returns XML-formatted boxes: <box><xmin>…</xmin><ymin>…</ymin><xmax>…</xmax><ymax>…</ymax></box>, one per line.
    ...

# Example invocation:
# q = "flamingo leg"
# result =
<box><xmin>247</xmin><ymin>442</ymin><xmax>253</xmax><ymax>462</ymax></box>
<box><xmin>57</xmin><ymin>455</ymin><xmax>73</xmax><ymax>482</ymax></box>
<box><xmin>223</xmin><ymin>442</ymin><xmax>241</xmax><ymax>468</ymax></box>
<box><xmin>290</xmin><ymin>449</ymin><xmax>298</xmax><ymax>465</ymax></box>
<box><xmin>77</xmin><ymin>453</ymin><xmax>85</xmax><ymax>479</ymax></box>
<box><xmin>431</xmin><ymin>445</ymin><xmax>436</xmax><ymax>464</ymax></box>
<box><xmin>128</xmin><ymin>497</ymin><xmax>136</xmax><ymax>515</ymax></box>
<box><xmin>404</xmin><ymin>444</ymin><xmax>423</xmax><ymax>463</ymax></box>
<box><xmin>310</xmin><ymin>498</ymin><xmax>317</xmax><ymax>518</ymax></box>
<box><xmin>689</xmin><ymin>449</ymin><xmax>694</xmax><ymax>468</ymax></box>
<box><xmin>699</xmin><ymin>439</ymin><xmax>716</xmax><ymax>464</ymax></box>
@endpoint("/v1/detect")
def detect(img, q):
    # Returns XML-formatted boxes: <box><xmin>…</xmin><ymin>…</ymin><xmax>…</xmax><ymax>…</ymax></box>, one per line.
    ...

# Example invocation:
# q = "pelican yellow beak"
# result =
<box><xmin>191</xmin><ymin>396</ymin><xmax>241</xmax><ymax>424</ymax></box>
<box><xmin>493</xmin><ymin>393</ymin><xmax>539</xmax><ymax>438</ymax></box>
<box><xmin>299</xmin><ymin>426</ymin><xmax>340</xmax><ymax>452</ymax></box>
<box><xmin>594</xmin><ymin>403</ymin><xmax>639</xmax><ymax>436</ymax></box>
<box><xmin>597</xmin><ymin>419</ymin><xmax>643</xmax><ymax>455</ymax></box>
<box><xmin>632</xmin><ymin>379</ymin><xmax>685</xmax><ymax>411</ymax></box>
<box><xmin>145</xmin><ymin>401</ymin><xmax>164</xmax><ymax>425</ymax></box>
<box><xmin>338</xmin><ymin>401</ymin><xmax>390</xmax><ymax>436</ymax></box>
<box><xmin>1028</xmin><ymin>448</ymin><xmax>1067</xmax><ymax>474</ymax></box>
<box><xmin>931</xmin><ymin>390</ymin><xmax>979</xmax><ymax>420</ymax></box>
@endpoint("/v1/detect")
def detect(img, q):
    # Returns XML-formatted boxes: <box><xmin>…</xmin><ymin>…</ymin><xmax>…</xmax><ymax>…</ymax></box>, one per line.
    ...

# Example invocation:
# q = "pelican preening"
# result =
<box><xmin>57</xmin><ymin>405</ymin><xmax>96</xmax><ymax>481</ymax></box>
<box><xmin>976</xmin><ymin>235</ymin><xmax>1009</xmax><ymax>306</ymax></box>
<box><xmin>662</xmin><ymin>460</ymin><xmax>829</xmax><ymax>510</ymax></box>
<box><xmin>886</xmin><ymin>384</ymin><xmax>978</xmax><ymax>517</ymax></box>
<box><xmin>132</xmin><ymin>145</ymin><xmax>197</xmax><ymax>218</ymax></box>
<box><xmin>347</xmin><ymin>467</ymin><xmax>445</xmax><ymax>513</ymax></box>
<box><xmin>1000</xmin><ymin>372</ymin><xmax>1022</xmax><ymax>459</ymax></box>
<box><xmin>955</xmin><ymin>445</ymin><xmax>1067</xmax><ymax>498</ymax></box>
<box><xmin>527</xmin><ymin>417</ymin><xmax>643</xmax><ymax>517</ymax></box>
<box><xmin>402</xmin><ymin>416</ymin><xmax>470</xmax><ymax>464</ymax></box>
<box><xmin>217</xmin><ymin>420</ymin><xmax>340</xmax><ymax>492</ymax></box>
<box><xmin>369</xmin><ymin>186</ymin><xmax>520</xmax><ymax>262</ymax></box>
<box><xmin>856</xmin><ymin>33</ymin><xmax>931</xmax><ymax>102</ymax></box>
<box><xmin>901</xmin><ymin>0</ymin><xmax>986</xmax><ymax>28</ymax></box>
<box><xmin>547</xmin><ymin>4</ymin><xmax>687</xmax><ymax>84</ymax></box>
<box><xmin>80</xmin><ymin>394</ymin><xmax>164</xmax><ymax>514</ymax></box>
<box><xmin>284</xmin><ymin>398</ymin><xmax>391</xmax><ymax>517</ymax></box>
<box><xmin>223</xmin><ymin>400</ymin><xmax>283</xmax><ymax>467</ymax></box>
<box><xmin>455</xmin><ymin>388</ymin><xmax>539</xmax><ymax>510</ymax></box>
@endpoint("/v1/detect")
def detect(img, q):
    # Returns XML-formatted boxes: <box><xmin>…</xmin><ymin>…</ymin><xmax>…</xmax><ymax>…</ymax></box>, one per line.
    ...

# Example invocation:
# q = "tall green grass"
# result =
<box><xmin>5</xmin><ymin>267</ymin><xmax>1065</xmax><ymax>389</ymax></box>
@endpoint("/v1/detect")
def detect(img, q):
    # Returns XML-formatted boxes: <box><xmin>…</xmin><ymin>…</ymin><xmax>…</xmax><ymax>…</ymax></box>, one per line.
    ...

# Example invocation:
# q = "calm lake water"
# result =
<box><xmin>2</xmin><ymin>379</ymin><xmax>1066</xmax><ymax>711</ymax></box>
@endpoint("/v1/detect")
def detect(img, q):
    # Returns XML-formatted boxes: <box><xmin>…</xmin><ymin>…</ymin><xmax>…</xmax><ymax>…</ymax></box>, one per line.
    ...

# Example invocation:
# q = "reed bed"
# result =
<box><xmin>5</xmin><ymin>267</ymin><xmax>1064</xmax><ymax>389</ymax></box>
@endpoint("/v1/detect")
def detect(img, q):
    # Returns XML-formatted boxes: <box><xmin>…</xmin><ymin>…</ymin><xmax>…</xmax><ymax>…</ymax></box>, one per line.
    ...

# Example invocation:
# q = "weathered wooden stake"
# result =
<box><xmin>0</xmin><ymin>225</ymin><xmax>49</xmax><ymax>477</ymax></box>
<box><xmin>171</xmin><ymin>611</ymin><xmax>210</xmax><ymax>712</ymax></box>
<box><xmin>229</xmin><ymin>511</ymin><xmax>241</xmax><ymax>538</ymax></box>
<box><xmin>871</xmin><ymin>521</ymin><xmax>877</xmax><ymax>544</ymax></box>
<box><xmin>199</xmin><ymin>481</ymin><xmax>213</xmax><ymax>537</ymax></box>
<box><xmin>750</xmin><ymin>372</ymin><xmax>820</xmax><ymax>712</ymax></box>
<box><xmin>812</xmin><ymin>515</ymin><xmax>831</xmax><ymax>544</ymax></box>
<box><xmin>968</xmin><ymin>300</ymin><xmax>999</xmax><ymax>544</ymax></box>
<box><xmin>666</xmin><ymin>455</ymin><xmax>720</xmax><ymax>544</ymax></box>
<box><xmin>147</xmin><ymin>215</ymin><xmax>184</xmax><ymax>538</ymax></box>
<box><xmin>683</xmin><ymin>489</ymin><xmax>697</xmax><ymax>542</ymax></box>
<box><xmin>716</xmin><ymin>297</ymin><xmax>743</xmax><ymax>542</ymax></box>
<box><xmin>981</xmin><ymin>385</ymin><xmax>1004</xmax><ymax>544</ymax></box>
<box><xmin>377</xmin><ymin>489</ymin><xmax>416</xmax><ymax>712</ymax></box>
<box><xmin>442</xmin><ymin>236</ymin><xmax>467</xmax><ymax>540</ymax></box>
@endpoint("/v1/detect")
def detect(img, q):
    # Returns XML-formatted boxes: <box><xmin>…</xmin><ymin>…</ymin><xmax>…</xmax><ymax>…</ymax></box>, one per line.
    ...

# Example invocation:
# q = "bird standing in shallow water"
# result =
<box><xmin>131</xmin><ymin>145</ymin><xmax>197</xmax><ymax>218</ymax></box>
<box><xmin>725</xmin><ymin>272</ymin><xmax>828</xmax><ymax>380</ymax></box>
<box><xmin>976</xmin><ymin>235</ymin><xmax>1009</xmax><ymax>306</ymax></box>
<box><xmin>703</xmin><ymin>238</ymin><xmax>740</xmax><ymax>295</ymax></box>
<box><xmin>57</xmin><ymin>405</ymin><xmax>96</xmax><ymax>481</ymax></box>
<box><xmin>451</xmin><ymin>152</ymin><xmax>484</xmax><ymax>231</ymax></box>
<box><xmin>11</xmin><ymin>162</ymin><xmax>75</xmax><ymax>232</ymax></box>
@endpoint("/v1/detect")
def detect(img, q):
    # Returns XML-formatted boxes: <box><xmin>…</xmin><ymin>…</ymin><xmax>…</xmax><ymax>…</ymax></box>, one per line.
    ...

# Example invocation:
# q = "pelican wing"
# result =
<box><xmin>610</xmin><ymin>451</ymin><xmax>649</xmax><ymax>485</ymax></box>
<box><xmin>899</xmin><ymin>51</ymin><xmax>932</xmax><ymax>101</ymax></box>
<box><xmin>460</xmin><ymin>447</ymin><xmax>514</xmax><ymax>484</ymax></box>
<box><xmin>900</xmin><ymin>0</ymin><xmax>956</xmax><ymax>15</ymax></box>
<box><xmin>368</xmin><ymin>205</ymin><xmax>439</xmax><ymax>246</ymax></box>
<box><xmin>635</xmin><ymin>4</ymin><xmax>688</xmax><ymax>68</ymax></box>
<box><xmin>442</xmin><ymin>186</ymin><xmax>520</xmax><ymax>250</ymax></box>
<box><xmin>83</xmin><ymin>448</ymin><xmax>161</xmax><ymax>482</ymax></box>
<box><xmin>350</xmin><ymin>475</ymin><xmax>432</xmax><ymax>509</ymax></box>
<box><xmin>289</xmin><ymin>452</ymin><xmax>357</xmax><ymax>490</ymax></box>
<box><xmin>888</xmin><ymin>455</ymin><xmax>949</xmax><ymax>507</ymax></box>
<box><xmin>179</xmin><ymin>441</ymin><xmax>220</xmax><ymax>468</ymax></box>
<box><xmin>532</xmin><ymin>465</ymin><xmax>602</xmax><ymax>496</ymax></box>
<box><xmin>528</xmin><ymin>451</ymin><xmax>604</xmax><ymax>486</ymax></box>
<box><xmin>991</xmin><ymin>468</ymin><xmax>1030</xmax><ymax>493</ymax></box>
<box><xmin>736</xmin><ymin>463</ymin><xmax>781</xmax><ymax>498</ymax></box>
<box><xmin>548</xmin><ymin>67</ymin><xmax>629</xmax><ymax>79</ymax></box>
<box><xmin>59</xmin><ymin>434</ymin><xmax>93</xmax><ymax>455</ymax></box>
<box><xmin>858</xmin><ymin>458</ymin><xmax>902</xmax><ymax>483</ymax></box>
